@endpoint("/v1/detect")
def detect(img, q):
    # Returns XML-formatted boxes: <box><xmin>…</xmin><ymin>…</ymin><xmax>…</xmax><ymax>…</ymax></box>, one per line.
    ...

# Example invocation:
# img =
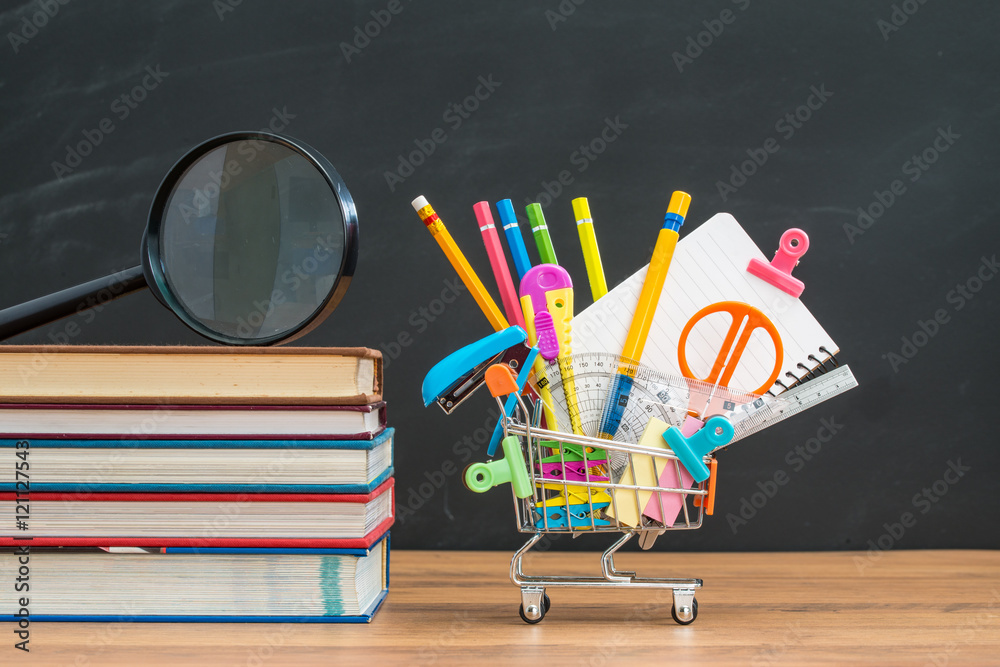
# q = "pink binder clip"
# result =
<box><xmin>747</xmin><ymin>228</ymin><xmax>809</xmax><ymax>297</ymax></box>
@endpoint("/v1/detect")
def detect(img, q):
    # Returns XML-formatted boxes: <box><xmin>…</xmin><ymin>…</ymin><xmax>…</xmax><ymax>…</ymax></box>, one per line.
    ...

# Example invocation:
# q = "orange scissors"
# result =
<box><xmin>677</xmin><ymin>301</ymin><xmax>783</xmax><ymax>397</ymax></box>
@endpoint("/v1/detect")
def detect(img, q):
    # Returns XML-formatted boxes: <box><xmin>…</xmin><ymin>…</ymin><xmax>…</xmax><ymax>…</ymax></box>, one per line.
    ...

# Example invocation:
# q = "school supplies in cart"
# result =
<box><xmin>415</xmin><ymin>192</ymin><xmax>857</xmax><ymax>624</ymax></box>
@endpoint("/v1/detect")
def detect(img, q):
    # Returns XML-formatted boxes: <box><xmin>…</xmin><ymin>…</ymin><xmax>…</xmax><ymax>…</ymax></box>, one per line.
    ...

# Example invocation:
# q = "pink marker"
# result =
<box><xmin>473</xmin><ymin>202</ymin><xmax>525</xmax><ymax>330</ymax></box>
<box><xmin>747</xmin><ymin>228</ymin><xmax>809</xmax><ymax>297</ymax></box>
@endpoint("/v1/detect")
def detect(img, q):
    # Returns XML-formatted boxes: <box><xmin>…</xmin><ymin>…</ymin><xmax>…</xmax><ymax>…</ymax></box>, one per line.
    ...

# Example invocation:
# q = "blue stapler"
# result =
<box><xmin>422</xmin><ymin>326</ymin><xmax>534</xmax><ymax>414</ymax></box>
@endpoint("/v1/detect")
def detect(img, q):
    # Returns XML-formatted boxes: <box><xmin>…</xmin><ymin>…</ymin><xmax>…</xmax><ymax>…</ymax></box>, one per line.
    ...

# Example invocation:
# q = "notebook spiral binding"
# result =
<box><xmin>767</xmin><ymin>346</ymin><xmax>839</xmax><ymax>396</ymax></box>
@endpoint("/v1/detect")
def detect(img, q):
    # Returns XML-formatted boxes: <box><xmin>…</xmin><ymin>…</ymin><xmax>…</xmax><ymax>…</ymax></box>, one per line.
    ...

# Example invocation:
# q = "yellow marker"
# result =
<box><xmin>572</xmin><ymin>197</ymin><xmax>608</xmax><ymax>301</ymax></box>
<box><xmin>620</xmin><ymin>191</ymin><xmax>690</xmax><ymax>370</ymax></box>
<box><xmin>412</xmin><ymin>196</ymin><xmax>509</xmax><ymax>332</ymax></box>
<box><xmin>598</xmin><ymin>191</ymin><xmax>691</xmax><ymax>440</ymax></box>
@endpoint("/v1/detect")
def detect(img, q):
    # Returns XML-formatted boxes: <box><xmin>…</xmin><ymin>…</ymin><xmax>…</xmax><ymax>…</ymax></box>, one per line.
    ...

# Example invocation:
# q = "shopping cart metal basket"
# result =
<box><xmin>463</xmin><ymin>364</ymin><xmax>720</xmax><ymax>625</ymax></box>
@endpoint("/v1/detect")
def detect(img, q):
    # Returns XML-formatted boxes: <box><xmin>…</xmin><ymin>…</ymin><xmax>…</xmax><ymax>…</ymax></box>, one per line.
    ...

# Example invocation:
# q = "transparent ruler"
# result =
<box><xmin>530</xmin><ymin>352</ymin><xmax>857</xmax><ymax>449</ymax></box>
<box><xmin>720</xmin><ymin>364</ymin><xmax>857</xmax><ymax>450</ymax></box>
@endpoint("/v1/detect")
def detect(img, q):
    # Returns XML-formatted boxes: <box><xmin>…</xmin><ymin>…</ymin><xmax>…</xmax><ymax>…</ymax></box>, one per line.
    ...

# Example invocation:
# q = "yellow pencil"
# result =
<box><xmin>572</xmin><ymin>197</ymin><xmax>608</xmax><ymax>301</ymax></box>
<box><xmin>412</xmin><ymin>196</ymin><xmax>509</xmax><ymax>332</ymax></box>
<box><xmin>597</xmin><ymin>190</ymin><xmax>691</xmax><ymax>440</ymax></box>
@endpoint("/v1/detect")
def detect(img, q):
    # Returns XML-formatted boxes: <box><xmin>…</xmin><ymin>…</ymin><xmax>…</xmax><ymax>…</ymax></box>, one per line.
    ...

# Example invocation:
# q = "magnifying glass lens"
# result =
<box><xmin>158</xmin><ymin>140</ymin><xmax>345</xmax><ymax>341</ymax></box>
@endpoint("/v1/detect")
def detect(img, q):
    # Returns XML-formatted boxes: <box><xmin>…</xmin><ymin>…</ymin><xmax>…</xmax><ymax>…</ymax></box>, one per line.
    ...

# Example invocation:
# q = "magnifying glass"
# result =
<box><xmin>0</xmin><ymin>131</ymin><xmax>358</xmax><ymax>345</ymax></box>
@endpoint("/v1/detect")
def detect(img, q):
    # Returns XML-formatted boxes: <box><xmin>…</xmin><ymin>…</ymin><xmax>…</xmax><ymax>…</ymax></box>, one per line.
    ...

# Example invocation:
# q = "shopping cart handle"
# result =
<box><xmin>465</xmin><ymin>435</ymin><xmax>532</xmax><ymax>498</ymax></box>
<box><xmin>662</xmin><ymin>416</ymin><xmax>734</xmax><ymax>483</ymax></box>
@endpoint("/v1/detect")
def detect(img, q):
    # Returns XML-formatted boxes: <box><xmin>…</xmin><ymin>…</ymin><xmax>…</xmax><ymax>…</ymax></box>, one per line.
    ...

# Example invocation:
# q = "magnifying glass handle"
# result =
<box><xmin>0</xmin><ymin>265</ymin><xmax>147</xmax><ymax>342</ymax></box>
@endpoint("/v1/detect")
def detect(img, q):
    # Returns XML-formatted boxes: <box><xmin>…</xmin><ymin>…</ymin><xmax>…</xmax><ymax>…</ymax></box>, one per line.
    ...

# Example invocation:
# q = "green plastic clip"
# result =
<box><xmin>464</xmin><ymin>435</ymin><xmax>532</xmax><ymax>498</ymax></box>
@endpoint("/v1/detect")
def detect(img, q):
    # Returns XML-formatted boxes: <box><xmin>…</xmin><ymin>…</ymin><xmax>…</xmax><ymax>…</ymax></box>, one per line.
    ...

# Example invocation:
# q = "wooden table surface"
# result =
<box><xmin>10</xmin><ymin>549</ymin><xmax>999</xmax><ymax>666</ymax></box>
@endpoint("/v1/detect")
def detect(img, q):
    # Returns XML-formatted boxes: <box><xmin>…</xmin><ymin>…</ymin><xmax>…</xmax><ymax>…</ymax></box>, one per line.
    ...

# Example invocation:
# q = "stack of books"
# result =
<box><xmin>0</xmin><ymin>346</ymin><xmax>392</xmax><ymax>623</ymax></box>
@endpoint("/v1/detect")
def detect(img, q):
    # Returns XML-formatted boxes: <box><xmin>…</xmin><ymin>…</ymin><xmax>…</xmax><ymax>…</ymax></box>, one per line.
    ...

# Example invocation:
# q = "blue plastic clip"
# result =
<box><xmin>662</xmin><ymin>415</ymin><xmax>734</xmax><ymax>483</ymax></box>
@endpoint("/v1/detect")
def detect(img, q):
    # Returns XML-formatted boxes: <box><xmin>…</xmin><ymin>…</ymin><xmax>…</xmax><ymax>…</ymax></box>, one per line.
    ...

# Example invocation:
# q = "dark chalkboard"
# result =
<box><xmin>1</xmin><ymin>0</ymin><xmax>997</xmax><ymax>553</ymax></box>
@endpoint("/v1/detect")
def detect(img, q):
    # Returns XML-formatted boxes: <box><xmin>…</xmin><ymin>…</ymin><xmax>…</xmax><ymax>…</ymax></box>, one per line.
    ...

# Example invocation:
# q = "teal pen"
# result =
<box><xmin>526</xmin><ymin>203</ymin><xmax>558</xmax><ymax>265</ymax></box>
<box><xmin>496</xmin><ymin>199</ymin><xmax>533</xmax><ymax>280</ymax></box>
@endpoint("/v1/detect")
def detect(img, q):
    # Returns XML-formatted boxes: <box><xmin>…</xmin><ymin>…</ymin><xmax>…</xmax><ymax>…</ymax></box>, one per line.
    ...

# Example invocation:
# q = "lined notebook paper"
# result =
<box><xmin>572</xmin><ymin>213</ymin><xmax>838</xmax><ymax>395</ymax></box>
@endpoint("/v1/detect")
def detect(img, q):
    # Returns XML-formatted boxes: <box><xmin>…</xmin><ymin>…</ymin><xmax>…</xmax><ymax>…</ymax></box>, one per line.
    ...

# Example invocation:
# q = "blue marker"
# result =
<box><xmin>496</xmin><ymin>199</ymin><xmax>533</xmax><ymax>280</ymax></box>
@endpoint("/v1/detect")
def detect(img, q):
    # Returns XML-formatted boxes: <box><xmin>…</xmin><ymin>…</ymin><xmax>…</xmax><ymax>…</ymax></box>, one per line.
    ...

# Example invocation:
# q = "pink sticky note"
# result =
<box><xmin>642</xmin><ymin>417</ymin><xmax>702</xmax><ymax>525</ymax></box>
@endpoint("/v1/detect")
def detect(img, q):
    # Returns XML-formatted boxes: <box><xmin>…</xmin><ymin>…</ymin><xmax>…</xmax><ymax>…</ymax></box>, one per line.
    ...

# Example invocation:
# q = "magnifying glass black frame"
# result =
<box><xmin>0</xmin><ymin>131</ymin><xmax>359</xmax><ymax>345</ymax></box>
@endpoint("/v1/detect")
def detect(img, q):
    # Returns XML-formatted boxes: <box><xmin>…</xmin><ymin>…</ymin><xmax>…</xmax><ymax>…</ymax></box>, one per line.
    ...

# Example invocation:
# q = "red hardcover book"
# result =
<box><xmin>1</xmin><ymin>479</ymin><xmax>394</xmax><ymax>548</ymax></box>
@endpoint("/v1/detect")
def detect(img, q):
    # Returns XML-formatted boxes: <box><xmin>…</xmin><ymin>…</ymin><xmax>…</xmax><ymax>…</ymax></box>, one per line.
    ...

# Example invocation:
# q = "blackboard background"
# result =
<box><xmin>1</xmin><ymin>0</ymin><xmax>997</xmax><ymax>552</ymax></box>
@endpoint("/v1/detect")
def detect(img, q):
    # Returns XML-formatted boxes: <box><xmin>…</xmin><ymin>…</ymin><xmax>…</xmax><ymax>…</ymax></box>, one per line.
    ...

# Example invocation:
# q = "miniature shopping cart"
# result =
<box><xmin>463</xmin><ymin>364</ymin><xmax>718</xmax><ymax>625</ymax></box>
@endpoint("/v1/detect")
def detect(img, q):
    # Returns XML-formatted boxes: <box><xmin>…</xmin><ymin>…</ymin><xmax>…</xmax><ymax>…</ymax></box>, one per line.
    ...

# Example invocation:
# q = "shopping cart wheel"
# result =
<box><xmin>671</xmin><ymin>597</ymin><xmax>698</xmax><ymax>625</ymax></box>
<box><xmin>518</xmin><ymin>587</ymin><xmax>549</xmax><ymax>624</ymax></box>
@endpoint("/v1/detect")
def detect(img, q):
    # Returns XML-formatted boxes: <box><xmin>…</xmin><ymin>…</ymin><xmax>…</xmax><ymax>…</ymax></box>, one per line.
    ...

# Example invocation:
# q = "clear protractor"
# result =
<box><xmin>528</xmin><ymin>352</ymin><xmax>692</xmax><ymax>440</ymax></box>
<box><xmin>530</xmin><ymin>353</ymin><xmax>620</xmax><ymax>436</ymax></box>
<box><xmin>618</xmin><ymin>382</ymin><xmax>689</xmax><ymax>443</ymax></box>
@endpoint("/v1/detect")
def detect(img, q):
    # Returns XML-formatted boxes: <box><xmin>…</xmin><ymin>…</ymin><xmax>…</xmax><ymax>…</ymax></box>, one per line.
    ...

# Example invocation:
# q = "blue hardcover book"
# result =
<box><xmin>0</xmin><ymin>533</ymin><xmax>390</xmax><ymax>623</ymax></box>
<box><xmin>0</xmin><ymin>428</ymin><xmax>393</xmax><ymax>493</ymax></box>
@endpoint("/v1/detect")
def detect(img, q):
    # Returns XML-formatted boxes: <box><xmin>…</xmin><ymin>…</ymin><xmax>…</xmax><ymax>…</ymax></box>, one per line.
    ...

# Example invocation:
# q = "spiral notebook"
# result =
<box><xmin>572</xmin><ymin>213</ymin><xmax>838</xmax><ymax>396</ymax></box>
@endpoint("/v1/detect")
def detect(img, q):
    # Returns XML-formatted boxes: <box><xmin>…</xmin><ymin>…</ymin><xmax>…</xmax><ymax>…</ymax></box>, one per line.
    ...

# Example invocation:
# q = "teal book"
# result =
<box><xmin>0</xmin><ymin>428</ymin><xmax>393</xmax><ymax>493</ymax></box>
<box><xmin>0</xmin><ymin>533</ymin><xmax>389</xmax><ymax>623</ymax></box>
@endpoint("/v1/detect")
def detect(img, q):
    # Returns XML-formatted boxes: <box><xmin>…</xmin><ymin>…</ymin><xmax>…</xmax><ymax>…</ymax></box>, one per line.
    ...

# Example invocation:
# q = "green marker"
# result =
<box><xmin>526</xmin><ymin>203</ymin><xmax>558</xmax><ymax>265</ymax></box>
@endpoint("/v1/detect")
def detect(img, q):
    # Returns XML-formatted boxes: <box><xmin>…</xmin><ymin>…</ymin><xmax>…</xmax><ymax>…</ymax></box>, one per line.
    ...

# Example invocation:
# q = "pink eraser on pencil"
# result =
<box><xmin>747</xmin><ymin>228</ymin><xmax>809</xmax><ymax>298</ymax></box>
